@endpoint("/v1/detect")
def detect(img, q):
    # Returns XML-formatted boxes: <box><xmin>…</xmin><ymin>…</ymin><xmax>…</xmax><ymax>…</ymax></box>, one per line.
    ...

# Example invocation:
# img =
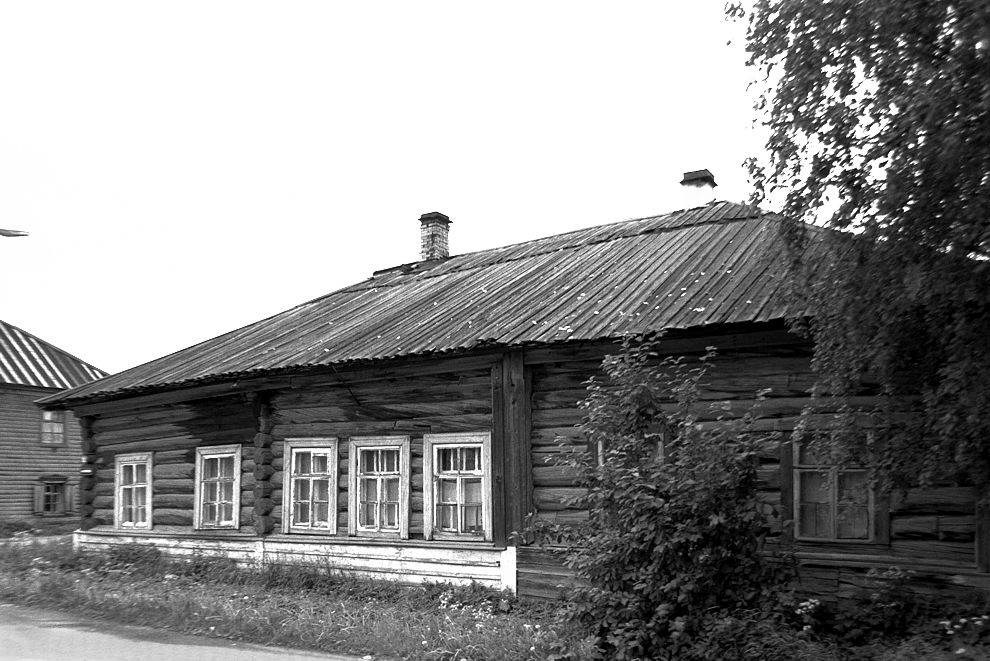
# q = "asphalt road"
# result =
<box><xmin>0</xmin><ymin>603</ymin><xmax>365</xmax><ymax>661</ymax></box>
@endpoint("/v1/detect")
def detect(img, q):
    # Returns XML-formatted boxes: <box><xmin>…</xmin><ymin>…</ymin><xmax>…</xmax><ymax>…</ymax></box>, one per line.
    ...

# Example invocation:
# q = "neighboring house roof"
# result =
<box><xmin>0</xmin><ymin>319</ymin><xmax>107</xmax><ymax>389</ymax></box>
<box><xmin>41</xmin><ymin>200</ymin><xmax>806</xmax><ymax>407</ymax></box>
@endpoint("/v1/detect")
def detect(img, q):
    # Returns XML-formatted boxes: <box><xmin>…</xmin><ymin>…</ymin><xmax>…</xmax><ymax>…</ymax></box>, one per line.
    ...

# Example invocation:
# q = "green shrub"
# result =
<box><xmin>532</xmin><ymin>336</ymin><xmax>794</xmax><ymax>660</ymax></box>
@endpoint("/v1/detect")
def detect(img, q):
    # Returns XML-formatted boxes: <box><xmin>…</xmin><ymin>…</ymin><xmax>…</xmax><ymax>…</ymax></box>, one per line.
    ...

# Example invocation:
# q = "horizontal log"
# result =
<box><xmin>154</xmin><ymin>508</ymin><xmax>192</xmax><ymax>526</ymax></box>
<box><xmin>534</xmin><ymin>487</ymin><xmax>585</xmax><ymax>511</ymax></box>
<box><xmin>533</xmin><ymin>465</ymin><xmax>580</xmax><ymax>488</ymax></box>
<box><xmin>153</xmin><ymin>463</ymin><xmax>194</xmax><ymax>480</ymax></box>
<box><xmin>153</xmin><ymin>493</ymin><xmax>194</xmax><ymax>510</ymax></box>
<box><xmin>891</xmin><ymin>486</ymin><xmax>976</xmax><ymax>514</ymax></box>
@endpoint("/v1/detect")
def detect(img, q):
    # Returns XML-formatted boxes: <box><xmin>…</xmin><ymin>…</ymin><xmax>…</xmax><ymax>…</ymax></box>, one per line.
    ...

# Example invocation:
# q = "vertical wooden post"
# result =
<box><xmin>501</xmin><ymin>351</ymin><xmax>532</xmax><ymax>545</ymax></box>
<box><xmin>252</xmin><ymin>393</ymin><xmax>276</xmax><ymax>536</ymax></box>
<box><xmin>977</xmin><ymin>493</ymin><xmax>990</xmax><ymax>573</ymax></box>
<box><xmin>491</xmin><ymin>362</ymin><xmax>506</xmax><ymax>546</ymax></box>
<box><xmin>78</xmin><ymin>415</ymin><xmax>98</xmax><ymax>530</ymax></box>
<box><xmin>778</xmin><ymin>438</ymin><xmax>794</xmax><ymax>543</ymax></box>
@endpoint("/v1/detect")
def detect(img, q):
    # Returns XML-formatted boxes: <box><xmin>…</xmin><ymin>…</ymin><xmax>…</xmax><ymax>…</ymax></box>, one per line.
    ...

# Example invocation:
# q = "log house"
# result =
<box><xmin>40</xmin><ymin>203</ymin><xmax>989</xmax><ymax>600</ymax></box>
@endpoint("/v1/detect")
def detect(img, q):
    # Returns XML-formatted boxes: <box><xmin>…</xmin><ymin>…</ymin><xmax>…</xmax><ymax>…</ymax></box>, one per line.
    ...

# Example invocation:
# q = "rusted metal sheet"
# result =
<box><xmin>0</xmin><ymin>320</ymin><xmax>106</xmax><ymax>389</ymax></box>
<box><xmin>41</xmin><ymin>201</ymin><xmax>807</xmax><ymax>405</ymax></box>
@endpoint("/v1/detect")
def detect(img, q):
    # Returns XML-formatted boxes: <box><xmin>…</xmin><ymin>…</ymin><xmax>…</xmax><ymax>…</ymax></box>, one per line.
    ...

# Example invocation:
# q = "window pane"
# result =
<box><xmin>384</xmin><ymin>503</ymin><xmax>398</xmax><ymax>528</ymax></box>
<box><xmin>220</xmin><ymin>482</ymin><xmax>234</xmax><ymax>503</ymax></box>
<box><xmin>384</xmin><ymin>478</ymin><xmax>399</xmax><ymax>502</ymax></box>
<box><xmin>135</xmin><ymin>464</ymin><xmax>147</xmax><ymax>483</ymax></box>
<box><xmin>439</xmin><ymin>479</ymin><xmax>457</xmax><ymax>504</ymax></box>
<box><xmin>134</xmin><ymin>486</ymin><xmax>146</xmax><ymax>508</ymax></box>
<box><xmin>294</xmin><ymin>451</ymin><xmax>311</xmax><ymax>475</ymax></box>
<box><xmin>462</xmin><ymin>505</ymin><xmax>482</xmax><ymax>533</ymax></box>
<box><xmin>438</xmin><ymin>504</ymin><xmax>456</xmax><ymax>530</ymax></box>
<box><xmin>122</xmin><ymin>487</ymin><xmax>134</xmax><ymax>510</ymax></box>
<box><xmin>799</xmin><ymin>503</ymin><xmax>832</xmax><ymax>538</ymax></box>
<box><xmin>122</xmin><ymin>465</ymin><xmax>134</xmax><ymax>485</ymax></box>
<box><xmin>203</xmin><ymin>503</ymin><xmax>217</xmax><ymax>523</ymax></box>
<box><xmin>220</xmin><ymin>503</ymin><xmax>233</xmax><ymax>522</ymax></box>
<box><xmin>839</xmin><ymin>471</ymin><xmax>868</xmax><ymax>505</ymax></box>
<box><xmin>382</xmin><ymin>450</ymin><xmax>398</xmax><ymax>473</ymax></box>
<box><xmin>799</xmin><ymin>471</ymin><xmax>830</xmax><ymax>504</ymax></box>
<box><xmin>438</xmin><ymin>448</ymin><xmax>456</xmax><ymax>472</ymax></box>
<box><xmin>313</xmin><ymin>478</ymin><xmax>329</xmax><ymax>503</ymax></box>
<box><xmin>136</xmin><ymin>506</ymin><xmax>147</xmax><ymax>525</ymax></box>
<box><xmin>313</xmin><ymin>502</ymin><xmax>329</xmax><ymax>525</ymax></box>
<box><xmin>360</xmin><ymin>478</ymin><xmax>377</xmax><ymax>502</ymax></box>
<box><xmin>312</xmin><ymin>453</ymin><xmax>328</xmax><ymax>474</ymax></box>
<box><xmin>838</xmin><ymin>505</ymin><xmax>870</xmax><ymax>539</ymax></box>
<box><xmin>219</xmin><ymin>456</ymin><xmax>235</xmax><ymax>478</ymax></box>
<box><xmin>463</xmin><ymin>478</ymin><xmax>482</xmax><ymax>504</ymax></box>
<box><xmin>294</xmin><ymin>479</ymin><xmax>310</xmax><ymax>501</ymax></box>
<box><xmin>204</xmin><ymin>457</ymin><xmax>219</xmax><ymax>480</ymax></box>
<box><xmin>204</xmin><ymin>482</ymin><xmax>218</xmax><ymax>503</ymax></box>
<box><xmin>462</xmin><ymin>447</ymin><xmax>480</xmax><ymax>472</ymax></box>
<box><xmin>294</xmin><ymin>501</ymin><xmax>310</xmax><ymax>524</ymax></box>
<box><xmin>359</xmin><ymin>449</ymin><xmax>375</xmax><ymax>474</ymax></box>
<box><xmin>360</xmin><ymin>502</ymin><xmax>376</xmax><ymax>527</ymax></box>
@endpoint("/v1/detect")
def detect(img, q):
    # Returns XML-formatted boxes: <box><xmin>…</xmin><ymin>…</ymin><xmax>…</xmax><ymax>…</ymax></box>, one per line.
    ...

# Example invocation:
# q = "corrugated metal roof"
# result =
<box><xmin>41</xmin><ymin>201</ymin><xmax>807</xmax><ymax>406</ymax></box>
<box><xmin>0</xmin><ymin>320</ymin><xmax>107</xmax><ymax>389</ymax></box>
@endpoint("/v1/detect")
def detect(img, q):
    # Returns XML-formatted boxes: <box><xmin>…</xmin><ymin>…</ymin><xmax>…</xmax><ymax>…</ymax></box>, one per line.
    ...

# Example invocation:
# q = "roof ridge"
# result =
<box><xmin>356</xmin><ymin>201</ymin><xmax>769</xmax><ymax>292</ymax></box>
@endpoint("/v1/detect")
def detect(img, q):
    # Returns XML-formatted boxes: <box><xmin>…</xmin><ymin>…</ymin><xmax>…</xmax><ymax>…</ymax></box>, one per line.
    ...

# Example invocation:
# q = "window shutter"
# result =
<box><xmin>32</xmin><ymin>485</ymin><xmax>44</xmax><ymax>514</ymax></box>
<box><xmin>66</xmin><ymin>484</ymin><xmax>77</xmax><ymax>513</ymax></box>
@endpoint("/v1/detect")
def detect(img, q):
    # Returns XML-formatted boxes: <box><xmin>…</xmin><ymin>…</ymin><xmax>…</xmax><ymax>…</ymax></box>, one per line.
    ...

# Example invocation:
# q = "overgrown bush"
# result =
<box><xmin>533</xmin><ymin>335</ymin><xmax>793</xmax><ymax>659</ymax></box>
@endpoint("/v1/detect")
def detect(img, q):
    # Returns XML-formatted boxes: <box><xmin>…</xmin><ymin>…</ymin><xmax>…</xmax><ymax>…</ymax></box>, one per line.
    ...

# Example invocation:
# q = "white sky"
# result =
<box><xmin>0</xmin><ymin>1</ymin><xmax>766</xmax><ymax>375</ymax></box>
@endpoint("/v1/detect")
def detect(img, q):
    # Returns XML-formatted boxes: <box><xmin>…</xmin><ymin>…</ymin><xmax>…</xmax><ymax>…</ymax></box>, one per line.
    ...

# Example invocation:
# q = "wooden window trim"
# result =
<box><xmin>423</xmin><ymin>432</ymin><xmax>492</xmax><ymax>542</ymax></box>
<box><xmin>785</xmin><ymin>440</ymin><xmax>889</xmax><ymax>545</ymax></box>
<box><xmin>347</xmin><ymin>436</ymin><xmax>410</xmax><ymax>539</ymax></box>
<box><xmin>114</xmin><ymin>452</ymin><xmax>153</xmax><ymax>530</ymax></box>
<box><xmin>282</xmin><ymin>438</ymin><xmax>339</xmax><ymax>535</ymax></box>
<box><xmin>40</xmin><ymin>410</ymin><xmax>66</xmax><ymax>445</ymax></box>
<box><xmin>193</xmin><ymin>445</ymin><xmax>241</xmax><ymax>530</ymax></box>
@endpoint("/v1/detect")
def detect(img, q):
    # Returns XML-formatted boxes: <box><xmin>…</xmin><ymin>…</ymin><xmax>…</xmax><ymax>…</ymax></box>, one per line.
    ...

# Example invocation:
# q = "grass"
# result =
<box><xmin>0</xmin><ymin>518</ymin><xmax>77</xmax><ymax>538</ymax></box>
<box><xmin>0</xmin><ymin>539</ymin><xmax>593</xmax><ymax>660</ymax></box>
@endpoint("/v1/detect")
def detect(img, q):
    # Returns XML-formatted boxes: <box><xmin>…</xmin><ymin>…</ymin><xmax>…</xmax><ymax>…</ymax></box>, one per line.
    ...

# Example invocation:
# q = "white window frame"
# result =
<box><xmin>193</xmin><ymin>444</ymin><xmax>242</xmax><ymax>530</ymax></box>
<box><xmin>423</xmin><ymin>432</ymin><xmax>492</xmax><ymax>542</ymax></box>
<box><xmin>115</xmin><ymin>452</ymin><xmax>153</xmax><ymax>530</ymax></box>
<box><xmin>793</xmin><ymin>441</ymin><xmax>874</xmax><ymax>542</ymax></box>
<box><xmin>41</xmin><ymin>410</ymin><xmax>66</xmax><ymax>445</ymax></box>
<box><xmin>348</xmin><ymin>436</ymin><xmax>410</xmax><ymax>539</ymax></box>
<box><xmin>282</xmin><ymin>438</ymin><xmax>339</xmax><ymax>534</ymax></box>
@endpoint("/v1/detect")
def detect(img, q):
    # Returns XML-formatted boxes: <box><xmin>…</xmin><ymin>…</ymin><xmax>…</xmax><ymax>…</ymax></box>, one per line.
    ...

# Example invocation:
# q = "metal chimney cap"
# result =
<box><xmin>419</xmin><ymin>211</ymin><xmax>451</xmax><ymax>225</ymax></box>
<box><xmin>679</xmin><ymin>169</ymin><xmax>717</xmax><ymax>187</ymax></box>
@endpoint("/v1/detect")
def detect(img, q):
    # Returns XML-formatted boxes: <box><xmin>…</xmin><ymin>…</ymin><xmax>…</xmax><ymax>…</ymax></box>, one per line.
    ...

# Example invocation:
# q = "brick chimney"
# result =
<box><xmin>419</xmin><ymin>212</ymin><xmax>451</xmax><ymax>260</ymax></box>
<box><xmin>679</xmin><ymin>169</ymin><xmax>717</xmax><ymax>207</ymax></box>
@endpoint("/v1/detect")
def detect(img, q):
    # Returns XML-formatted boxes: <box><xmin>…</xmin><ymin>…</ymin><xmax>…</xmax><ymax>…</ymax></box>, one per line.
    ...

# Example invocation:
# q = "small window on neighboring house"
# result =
<box><xmin>41</xmin><ymin>410</ymin><xmax>65</xmax><ymax>445</ymax></box>
<box><xmin>348</xmin><ymin>436</ymin><xmax>410</xmax><ymax>538</ymax></box>
<box><xmin>194</xmin><ymin>445</ymin><xmax>242</xmax><ymax>530</ymax></box>
<box><xmin>115</xmin><ymin>453</ymin><xmax>152</xmax><ymax>529</ymax></box>
<box><xmin>33</xmin><ymin>475</ymin><xmax>73</xmax><ymax>516</ymax></box>
<box><xmin>793</xmin><ymin>442</ymin><xmax>872</xmax><ymax>541</ymax></box>
<box><xmin>423</xmin><ymin>432</ymin><xmax>492</xmax><ymax>541</ymax></box>
<box><xmin>283</xmin><ymin>438</ymin><xmax>338</xmax><ymax>534</ymax></box>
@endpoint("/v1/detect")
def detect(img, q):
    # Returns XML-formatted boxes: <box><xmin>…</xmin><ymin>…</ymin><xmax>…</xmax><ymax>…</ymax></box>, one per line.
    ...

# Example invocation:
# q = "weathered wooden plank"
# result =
<box><xmin>534</xmin><ymin>487</ymin><xmax>585</xmax><ymax>511</ymax></box>
<box><xmin>891</xmin><ymin>486</ymin><xmax>976</xmax><ymax>515</ymax></box>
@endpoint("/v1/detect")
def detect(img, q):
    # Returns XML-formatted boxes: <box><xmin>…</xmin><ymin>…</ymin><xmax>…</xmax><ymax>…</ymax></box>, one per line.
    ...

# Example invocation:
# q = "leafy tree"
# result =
<box><xmin>732</xmin><ymin>1</ymin><xmax>990</xmax><ymax>489</ymax></box>
<box><xmin>534</xmin><ymin>337</ymin><xmax>791</xmax><ymax>660</ymax></box>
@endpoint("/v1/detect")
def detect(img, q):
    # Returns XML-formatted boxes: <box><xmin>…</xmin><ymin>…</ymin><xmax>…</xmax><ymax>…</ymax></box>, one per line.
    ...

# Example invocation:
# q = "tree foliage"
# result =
<box><xmin>533</xmin><ymin>337</ymin><xmax>791</xmax><ymax>660</ymax></box>
<box><xmin>734</xmin><ymin>1</ymin><xmax>990</xmax><ymax>488</ymax></box>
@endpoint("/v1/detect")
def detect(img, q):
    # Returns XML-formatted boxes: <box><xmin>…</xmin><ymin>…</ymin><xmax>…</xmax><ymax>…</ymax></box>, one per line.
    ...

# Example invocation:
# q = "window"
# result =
<box><xmin>283</xmin><ymin>438</ymin><xmax>338</xmax><ymax>534</ymax></box>
<box><xmin>423</xmin><ymin>432</ymin><xmax>492</xmax><ymax>541</ymax></box>
<box><xmin>41</xmin><ymin>410</ymin><xmax>65</xmax><ymax>445</ymax></box>
<box><xmin>115</xmin><ymin>453</ymin><xmax>153</xmax><ymax>529</ymax></box>
<box><xmin>194</xmin><ymin>445</ymin><xmax>241</xmax><ymax>529</ymax></box>
<box><xmin>33</xmin><ymin>475</ymin><xmax>73</xmax><ymax>516</ymax></box>
<box><xmin>348</xmin><ymin>436</ymin><xmax>410</xmax><ymax>538</ymax></box>
<box><xmin>793</xmin><ymin>442</ymin><xmax>872</xmax><ymax>541</ymax></box>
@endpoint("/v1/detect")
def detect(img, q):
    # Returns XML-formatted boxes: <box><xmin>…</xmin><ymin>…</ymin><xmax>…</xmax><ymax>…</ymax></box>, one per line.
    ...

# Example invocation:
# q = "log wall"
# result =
<box><xmin>0</xmin><ymin>384</ymin><xmax>83</xmax><ymax>520</ymax></box>
<box><xmin>86</xmin><ymin>395</ymin><xmax>257</xmax><ymax>530</ymax></box>
<box><xmin>270</xmin><ymin>367</ymin><xmax>493</xmax><ymax>537</ymax></box>
<box><xmin>518</xmin><ymin>341</ymin><xmax>983</xmax><ymax>601</ymax></box>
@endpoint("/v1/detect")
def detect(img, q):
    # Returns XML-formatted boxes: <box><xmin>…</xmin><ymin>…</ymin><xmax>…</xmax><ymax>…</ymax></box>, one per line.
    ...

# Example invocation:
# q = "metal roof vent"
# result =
<box><xmin>679</xmin><ymin>169</ymin><xmax>717</xmax><ymax>207</ymax></box>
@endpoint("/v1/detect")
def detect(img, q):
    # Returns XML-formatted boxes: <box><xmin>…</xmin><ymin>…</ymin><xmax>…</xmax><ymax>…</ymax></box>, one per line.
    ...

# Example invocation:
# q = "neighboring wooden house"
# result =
<box><xmin>0</xmin><ymin>320</ymin><xmax>106</xmax><ymax>522</ymax></box>
<box><xmin>39</xmin><ymin>202</ymin><xmax>988</xmax><ymax>601</ymax></box>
